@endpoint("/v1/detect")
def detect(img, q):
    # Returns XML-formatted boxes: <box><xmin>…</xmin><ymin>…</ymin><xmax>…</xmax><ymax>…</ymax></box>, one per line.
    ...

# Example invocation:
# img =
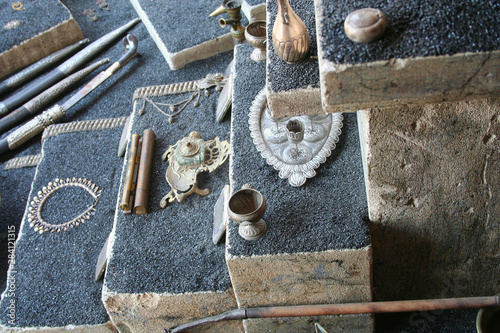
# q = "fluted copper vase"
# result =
<box><xmin>272</xmin><ymin>0</ymin><xmax>310</xmax><ymax>63</ymax></box>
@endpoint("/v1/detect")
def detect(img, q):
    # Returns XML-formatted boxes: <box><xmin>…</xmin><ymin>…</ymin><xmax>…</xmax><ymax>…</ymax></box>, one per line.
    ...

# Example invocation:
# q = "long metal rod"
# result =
<box><xmin>0</xmin><ymin>39</ymin><xmax>89</xmax><ymax>97</ymax></box>
<box><xmin>0</xmin><ymin>18</ymin><xmax>140</xmax><ymax>118</ymax></box>
<box><xmin>169</xmin><ymin>296</ymin><xmax>500</xmax><ymax>332</ymax></box>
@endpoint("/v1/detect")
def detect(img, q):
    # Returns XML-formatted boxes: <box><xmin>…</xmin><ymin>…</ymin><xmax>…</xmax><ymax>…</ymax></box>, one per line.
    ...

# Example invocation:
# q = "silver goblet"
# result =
<box><xmin>228</xmin><ymin>184</ymin><xmax>267</xmax><ymax>241</ymax></box>
<box><xmin>245</xmin><ymin>21</ymin><xmax>267</xmax><ymax>62</ymax></box>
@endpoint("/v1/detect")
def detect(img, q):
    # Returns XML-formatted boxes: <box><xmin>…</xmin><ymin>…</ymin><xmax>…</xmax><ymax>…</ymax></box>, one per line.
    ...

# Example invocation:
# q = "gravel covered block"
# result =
<box><xmin>102</xmin><ymin>72</ymin><xmax>242</xmax><ymax>332</ymax></box>
<box><xmin>130</xmin><ymin>0</ymin><xmax>251</xmax><ymax>70</ymax></box>
<box><xmin>0</xmin><ymin>123</ymin><xmax>125</xmax><ymax>331</ymax></box>
<box><xmin>242</xmin><ymin>0</ymin><xmax>266</xmax><ymax>21</ymax></box>
<box><xmin>315</xmin><ymin>0</ymin><xmax>500</xmax><ymax>112</ymax></box>
<box><xmin>0</xmin><ymin>0</ymin><xmax>83</xmax><ymax>79</ymax></box>
<box><xmin>227</xmin><ymin>42</ymin><xmax>373</xmax><ymax>332</ymax></box>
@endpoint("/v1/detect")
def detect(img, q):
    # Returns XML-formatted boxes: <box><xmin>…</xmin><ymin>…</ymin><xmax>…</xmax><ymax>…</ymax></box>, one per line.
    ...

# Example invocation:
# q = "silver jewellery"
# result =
<box><xmin>28</xmin><ymin>178</ymin><xmax>102</xmax><ymax>234</ymax></box>
<box><xmin>136</xmin><ymin>73</ymin><xmax>227</xmax><ymax>123</ymax></box>
<box><xmin>249</xmin><ymin>89</ymin><xmax>343</xmax><ymax>187</ymax></box>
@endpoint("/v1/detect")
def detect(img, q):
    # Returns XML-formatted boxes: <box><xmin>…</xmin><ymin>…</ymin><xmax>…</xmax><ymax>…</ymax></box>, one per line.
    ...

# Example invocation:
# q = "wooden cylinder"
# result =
<box><xmin>134</xmin><ymin>129</ymin><xmax>155</xmax><ymax>215</ymax></box>
<box><xmin>120</xmin><ymin>133</ymin><xmax>140</xmax><ymax>211</ymax></box>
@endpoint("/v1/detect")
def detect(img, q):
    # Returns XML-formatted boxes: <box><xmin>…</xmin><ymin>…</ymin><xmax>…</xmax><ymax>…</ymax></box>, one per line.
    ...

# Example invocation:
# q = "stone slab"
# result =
<box><xmin>266</xmin><ymin>0</ymin><xmax>322</xmax><ymax>118</ymax></box>
<box><xmin>358</xmin><ymin>98</ymin><xmax>500</xmax><ymax>300</ymax></box>
<box><xmin>314</xmin><ymin>0</ymin><xmax>500</xmax><ymax>112</ymax></box>
<box><xmin>0</xmin><ymin>165</ymin><xmax>36</xmax><ymax>293</ymax></box>
<box><xmin>0</xmin><ymin>122</ymin><xmax>125</xmax><ymax>331</ymax></box>
<box><xmin>227</xmin><ymin>250</ymin><xmax>373</xmax><ymax>308</ymax></box>
<box><xmin>103</xmin><ymin>291</ymin><xmax>242</xmax><ymax>333</ymax></box>
<box><xmin>0</xmin><ymin>0</ymin><xmax>83</xmax><ymax>80</ymax></box>
<box><xmin>129</xmin><ymin>0</ymin><xmax>250</xmax><ymax>70</ymax></box>
<box><xmin>230</xmin><ymin>43</ymin><xmax>370</xmax><ymax>263</ymax></box>
<box><xmin>228</xmin><ymin>42</ymin><xmax>372</xmax><ymax>331</ymax></box>
<box><xmin>102</xmin><ymin>75</ymin><xmax>242</xmax><ymax>332</ymax></box>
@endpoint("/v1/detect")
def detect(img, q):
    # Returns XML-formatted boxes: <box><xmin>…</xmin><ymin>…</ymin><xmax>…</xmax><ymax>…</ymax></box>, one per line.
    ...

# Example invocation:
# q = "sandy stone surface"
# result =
<box><xmin>227</xmin><ymin>247</ymin><xmax>373</xmax><ymax>308</ymax></box>
<box><xmin>319</xmin><ymin>51</ymin><xmax>500</xmax><ymax>113</ymax></box>
<box><xmin>358</xmin><ymin>98</ymin><xmax>500</xmax><ymax>300</ymax></box>
<box><xmin>0</xmin><ymin>18</ymin><xmax>83</xmax><ymax>79</ymax></box>
<box><xmin>102</xmin><ymin>288</ymin><xmax>243</xmax><ymax>333</ymax></box>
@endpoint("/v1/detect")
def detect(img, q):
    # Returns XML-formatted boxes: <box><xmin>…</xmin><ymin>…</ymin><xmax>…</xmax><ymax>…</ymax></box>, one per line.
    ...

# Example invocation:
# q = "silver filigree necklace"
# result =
<box><xmin>28</xmin><ymin>178</ymin><xmax>102</xmax><ymax>234</ymax></box>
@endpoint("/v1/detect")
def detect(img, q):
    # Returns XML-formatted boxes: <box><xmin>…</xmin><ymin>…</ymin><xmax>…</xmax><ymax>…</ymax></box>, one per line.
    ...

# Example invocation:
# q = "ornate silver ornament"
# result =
<box><xmin>136</xmin><ymin>73</ymin><xmax>227</xmax><ymax>123</ymax></box>
<box><xmin>160</xmin><ymin>132</ymin><xmax>230</xmax><ymax>208</ymax></box>
<box><xmin>28</xmin><ymin>178</ymin><xmax>102</xmax><ymax>234</ymax></box>
<box><xmin>249</xmin><ymin>89</ymin><xmax>343</xmax><ymax>187</ymax></box>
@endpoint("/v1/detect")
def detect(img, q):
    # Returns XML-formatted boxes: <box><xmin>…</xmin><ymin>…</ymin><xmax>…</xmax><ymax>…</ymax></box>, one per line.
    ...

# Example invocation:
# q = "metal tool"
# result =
<box><xmin>0</xmin><ymin>18</ymin><xmax>140</xmax><ymax>118</ymax></box>
<box><xmin>0</xmin><ymin>39</ymin><xmax>89</xmax><ymax>97</ymax></box>
<box><xmin>0</xmin><ymin>58</ymin><xmax>109</xmax><ymax>134</ymax></box>
<box><xmin>169</xmin><ymin>296</ymin><xmax>500</xmax><ymax>332</ymax></box>
<box><xmin>95</xmin><ymin>233</ymin><xmax>112</xmax><ymax>282</ymax></box>
<box><xmin>0</xmin><ymin>35</ymin><xmax>139</xmax><ymax>156</ymax></box>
